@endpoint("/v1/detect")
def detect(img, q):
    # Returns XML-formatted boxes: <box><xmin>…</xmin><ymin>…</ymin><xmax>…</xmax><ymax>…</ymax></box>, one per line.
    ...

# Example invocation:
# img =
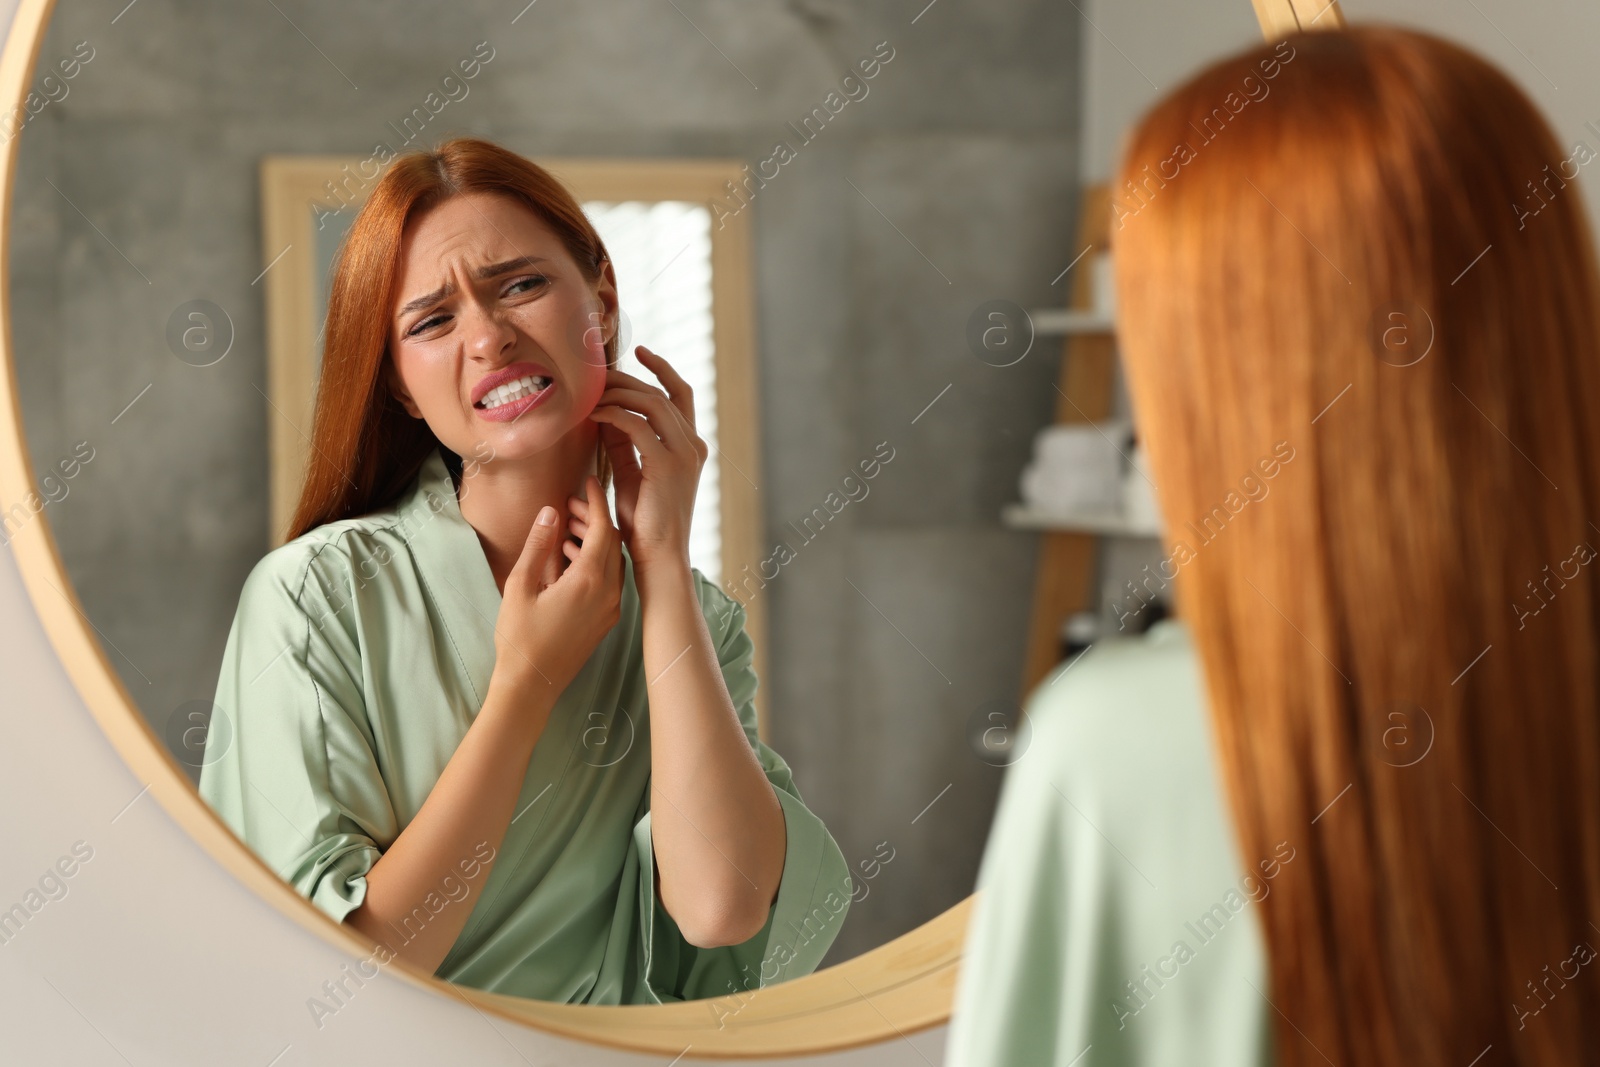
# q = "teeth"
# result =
<box><xmin>479</xmin><ymin>374</ymin><xmax>552</xmax><ymax>410</ymax></box>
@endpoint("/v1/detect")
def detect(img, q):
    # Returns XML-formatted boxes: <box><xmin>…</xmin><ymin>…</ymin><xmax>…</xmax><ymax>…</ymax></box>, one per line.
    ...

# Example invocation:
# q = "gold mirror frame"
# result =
<box><xmin>0</xmin><ymin>0</ymin><xmax>1335</xmax><ymax>1058</ymax></box>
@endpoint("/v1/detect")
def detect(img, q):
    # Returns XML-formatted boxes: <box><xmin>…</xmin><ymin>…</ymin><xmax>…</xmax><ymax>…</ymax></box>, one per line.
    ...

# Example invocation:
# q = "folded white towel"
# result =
<box><xmin>1020</xmin><ymin>421</ymin><xmax>1130</xmax><ymax>513</ymax></box>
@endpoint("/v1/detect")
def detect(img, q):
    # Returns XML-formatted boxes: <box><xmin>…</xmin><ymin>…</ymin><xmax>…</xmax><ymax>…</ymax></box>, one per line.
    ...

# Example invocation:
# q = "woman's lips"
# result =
<box><xmin>471</xmin><ymin>361</ymin><xmax>556</xmax><ymax>405</ymax></box>
<box><xmin>476</xmin><ymin>380</ymin><xmax>557</xmax><ymax>422</ymax></box>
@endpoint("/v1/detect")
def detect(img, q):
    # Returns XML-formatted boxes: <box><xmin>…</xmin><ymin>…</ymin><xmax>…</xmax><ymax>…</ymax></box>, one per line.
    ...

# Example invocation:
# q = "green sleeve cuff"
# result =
<box><xmin>631</xmin><ymin>782</ymin><xmax>852</xmax><ymax>1004</ymax></box>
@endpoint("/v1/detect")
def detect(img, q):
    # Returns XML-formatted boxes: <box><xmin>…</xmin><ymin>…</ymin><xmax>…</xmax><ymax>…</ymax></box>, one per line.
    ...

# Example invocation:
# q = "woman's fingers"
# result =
<box><xmin>507</xmin><ymin>504</ymin><xmax>564</xmax><ymax>594</ymax></box>
<box><xmin>572</xmin><ymin>474</ymin><xmax>619</xmax><ymax>566</ymax></box>
<box><xmin>593</xmin><ymin>387</ymin><xmax>696</xmax><ymax>456</ymax></box>
<box><xmin>563</xmin><ymin>495</ymin><xmax>588</xmax><ymax>531</ymax></box>
<box><xmin>589</xmin><ymin>405</ymin><xmax>671</xmax><ymax>465</ymax></box>
<box><xmin>539</xmin><ymin>518</ymin><xmax>565</xmax><ymax>590</ymax></box>
<box><xmin>601</xmin><ymin>391</ymin><xmax>705</xmax><ymax>466</ymax></box>
<box><xmin>598</xmin><ymin>416</ymin><xmax>643</xmax><ymax>480</ymax></box>
<box><xmin>603</xmin><ymin>367</ymin><xmax>669</xmax><ymax>400</ymax></box>
<box><xmin>605</xmin><ymin>347</ymin><xmax>696</xmax><ymax>429</ymax></box>
<box><xmin>634</xmin><ymin>346</ymin><xmax>696</xmax><ymax>429</ymax></box>
<box><xmin>591</xmin><ymin>403</ymin><xmax>701</xmax><ymax>488</ymax></box>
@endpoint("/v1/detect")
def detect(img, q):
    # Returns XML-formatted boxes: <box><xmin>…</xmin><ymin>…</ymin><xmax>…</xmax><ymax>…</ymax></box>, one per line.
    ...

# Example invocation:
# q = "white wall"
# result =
<box><xmin>1080</xmin><ymin>0</ymin><xmax>1261</xmax><ymax>180</ymax></box>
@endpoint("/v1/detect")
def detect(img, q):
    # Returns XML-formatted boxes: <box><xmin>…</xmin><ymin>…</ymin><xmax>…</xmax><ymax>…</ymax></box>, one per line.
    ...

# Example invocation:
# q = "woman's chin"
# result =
<box><xmin>451</xmin><ymin>415</ymin><xmax>590</xmax><ymax>464</ymax></box>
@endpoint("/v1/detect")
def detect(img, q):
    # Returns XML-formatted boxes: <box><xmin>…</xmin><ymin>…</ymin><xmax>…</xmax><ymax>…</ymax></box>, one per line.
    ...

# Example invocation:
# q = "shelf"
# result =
<box><xmin>1002</xmin><ymin>503</ymin><xmax>1161</xmax><ymax>538</ymax></box>
<box><xmin>1030</xmin><ymin>308</ymin><xmax>1115</xmax><ymax>337</ymax></box>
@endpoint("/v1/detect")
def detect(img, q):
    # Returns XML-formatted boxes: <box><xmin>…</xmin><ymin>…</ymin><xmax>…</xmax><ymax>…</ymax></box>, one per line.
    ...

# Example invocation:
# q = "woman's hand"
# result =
<box><xmin>491</xmin><ymin>473</ymin><xmax>623</xmax><ymax>697</ymax></box>
<box><xmin>350</xmin><ymin>478</ymin><xmax>621</xmax><ymax>974</ymax></box>
<box><xmin>587</xmin><ymin>346</ymin><xmax>709</xmax><ymax>575</ymax></box>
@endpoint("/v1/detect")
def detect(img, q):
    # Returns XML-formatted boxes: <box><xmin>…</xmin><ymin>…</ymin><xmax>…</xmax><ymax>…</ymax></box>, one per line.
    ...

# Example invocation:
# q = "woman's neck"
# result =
<box><xmin>456</xmin><ymin>430</ymin><xmax>597</xmax><ymax>595</ymax></box>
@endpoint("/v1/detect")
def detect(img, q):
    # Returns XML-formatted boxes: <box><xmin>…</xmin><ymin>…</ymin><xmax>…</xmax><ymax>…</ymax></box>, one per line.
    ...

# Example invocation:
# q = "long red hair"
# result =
<box><xmin>286</xmin><ymin>137</ymin><xmax>616</xmax><ymax>542</ymax></box>
<box><xmin>1115</xmin><ymin>26</ymin><xmax>1600</xmax><ymax>1065</ymax></box>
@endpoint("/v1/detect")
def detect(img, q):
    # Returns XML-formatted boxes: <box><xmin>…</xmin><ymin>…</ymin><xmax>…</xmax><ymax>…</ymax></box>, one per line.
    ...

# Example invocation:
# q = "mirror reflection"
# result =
<box><xmin>5</xmin><ymin>0</ymin><xmax>1266</xmax><ymax>1009</ymax></box>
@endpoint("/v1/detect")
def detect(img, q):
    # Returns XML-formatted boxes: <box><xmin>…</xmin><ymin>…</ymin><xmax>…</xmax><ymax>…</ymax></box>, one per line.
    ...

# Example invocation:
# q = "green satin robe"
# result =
<box><xmin>199</xmin><ymin>445</ymin><xmax>851</xmax><ymax>1004</ymax></box>
<box><xmin>945</xmin><ymin>621</ymin><xmax>1273</xmax><ymax>1066</ymax></box>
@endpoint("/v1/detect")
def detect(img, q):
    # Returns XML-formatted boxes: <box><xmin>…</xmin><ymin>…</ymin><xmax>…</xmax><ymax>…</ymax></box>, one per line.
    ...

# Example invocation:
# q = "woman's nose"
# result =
<box><xmin>464</xmin><ymin>302</ymin><xmax>516</xmax><ymax>359</ymax></box>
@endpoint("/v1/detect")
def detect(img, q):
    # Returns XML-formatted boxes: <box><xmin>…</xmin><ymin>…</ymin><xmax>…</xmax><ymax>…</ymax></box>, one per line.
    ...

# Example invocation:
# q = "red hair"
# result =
<box><xmin>286</xmin><ymin>137</ymin><xmax>616</xmax><ymax>542</ymax></box>
<box><xmin>1116</xmin><ymin>25</ymin><xmax>1600</xmax><ymax>1066</ymax></box>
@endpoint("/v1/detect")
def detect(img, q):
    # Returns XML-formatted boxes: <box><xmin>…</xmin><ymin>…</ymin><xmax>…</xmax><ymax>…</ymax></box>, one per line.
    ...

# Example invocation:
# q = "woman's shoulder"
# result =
<box><xmin>238</xmin><ymin>508</ymin><xmax>418</xmax><ymax>614</ymax></box>
<box><xmin>1011</xmin><ymin>620</ymin><xmax>1214</xmax><ymax>805</ymax></box>
<box><xmin>1026</xmin><ymin>620</ymin><xmax>1204</xmax><ymax>740</ymax></box>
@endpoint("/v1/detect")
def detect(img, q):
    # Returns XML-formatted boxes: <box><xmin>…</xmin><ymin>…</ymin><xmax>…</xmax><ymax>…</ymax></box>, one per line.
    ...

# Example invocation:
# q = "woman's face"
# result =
<box><xmin>385</xmin><ymin>190</ymin><xmax>616</xmax><ymax>466</ymax></box>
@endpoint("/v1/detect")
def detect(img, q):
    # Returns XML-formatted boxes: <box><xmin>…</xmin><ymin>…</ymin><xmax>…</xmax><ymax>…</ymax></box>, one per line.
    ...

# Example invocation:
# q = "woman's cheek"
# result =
<box><xmin>411</xmin><ymin>354</ymin><xmax>460</xmax><ymax>423</ymax></box>
<box><xmin>571</xmin><ymin>357</ymin><xmax>609</xmax><ymax>417</ymax></box>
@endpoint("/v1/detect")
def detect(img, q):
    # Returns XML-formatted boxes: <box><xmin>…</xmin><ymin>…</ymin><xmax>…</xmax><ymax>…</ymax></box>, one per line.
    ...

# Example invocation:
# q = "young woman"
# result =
<box><xmin>948</xmin><ymin>25</ymin><xmax>1600</xmax><ymax>1066</ymax></box>
<box><xmin>200</xmin><ymin>137</ymin><xmax>851</xmax><ymax>1004</ymax></box>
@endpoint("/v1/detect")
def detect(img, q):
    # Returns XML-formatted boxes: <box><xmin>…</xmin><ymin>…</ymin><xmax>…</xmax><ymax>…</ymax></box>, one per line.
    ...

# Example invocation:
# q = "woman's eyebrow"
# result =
<box><xmin>475</xmin><ymin>254</ymin><xmax>549</xmax><ymax>280</ymax></box>
<box><xmin>396</xmin><ymin>255</ymin><xmax>552</xmax><ymax>318</ymax></box>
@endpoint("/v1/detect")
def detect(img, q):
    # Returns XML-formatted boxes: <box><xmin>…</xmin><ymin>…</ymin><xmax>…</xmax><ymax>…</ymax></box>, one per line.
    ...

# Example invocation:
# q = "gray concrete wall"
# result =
<box><xmin>8</xmin><ymin>0</ymin><xmax>1082</xmax><ymax>965</ymax></box>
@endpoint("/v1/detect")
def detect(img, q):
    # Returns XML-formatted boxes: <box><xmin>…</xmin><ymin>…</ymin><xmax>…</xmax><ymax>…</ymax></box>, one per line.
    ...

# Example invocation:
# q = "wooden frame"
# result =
<box><xmin>1252</xmin><ymin>0</ymin><xmax>1347</xmax><ymax>36</ymax></box>
<box><xmin>261</xmin><ymin>155</ymin><xmax>772</xmax><ymax>739</ymax></box>
<box><xmin>0</xmin><ymin>0</ymin><xmax>1339</xmax><ymax>1059</ymax></box>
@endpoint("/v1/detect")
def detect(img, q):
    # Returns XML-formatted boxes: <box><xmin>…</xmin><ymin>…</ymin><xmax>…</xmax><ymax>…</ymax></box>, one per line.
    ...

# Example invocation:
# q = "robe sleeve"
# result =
<box><xmin>943</xmin><ymin>680</ymin><xmax>1077</xmax><ymax>1066</ymax></box>
<box><xmin>198</xmin><ymin>539</ymin><xmax>397</xmax><ymax>926</ymax></box>
<box><xmin>629</xmin><ymin>571</ymin><xmax>853</xmax><ymax>1004</ymax></box>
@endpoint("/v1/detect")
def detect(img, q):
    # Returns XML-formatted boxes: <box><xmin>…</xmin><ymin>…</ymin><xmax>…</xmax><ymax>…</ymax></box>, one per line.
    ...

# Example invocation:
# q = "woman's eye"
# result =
<box><xmin>407</xmin><ymin>314</ymin><xmax>447</xmax><ymax>337</ymax></box>
<box><xmin>505</xmin><ymin>274</ymin><xmax>549</xmax><ymax>297</ymax></box>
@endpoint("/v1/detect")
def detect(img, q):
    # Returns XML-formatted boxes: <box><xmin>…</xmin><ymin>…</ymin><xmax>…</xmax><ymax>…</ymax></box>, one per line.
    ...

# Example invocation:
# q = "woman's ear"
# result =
<box><xmin>382</xmin><ymin>357</ymin><xmax>423</xmax><ymax>419</ymax></box>
<box><xmin>597</xmin><ymin>257</ymin><xmax>620</xmax><ymax>343</ymax></box>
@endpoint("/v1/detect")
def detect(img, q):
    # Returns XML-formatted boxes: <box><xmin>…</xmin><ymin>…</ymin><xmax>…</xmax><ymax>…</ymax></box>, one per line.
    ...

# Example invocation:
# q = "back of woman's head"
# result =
<box><xmin>1114</xmin><ymin>24</ymin><xmax>1600</xmax><ymax>1066</ymax></box>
